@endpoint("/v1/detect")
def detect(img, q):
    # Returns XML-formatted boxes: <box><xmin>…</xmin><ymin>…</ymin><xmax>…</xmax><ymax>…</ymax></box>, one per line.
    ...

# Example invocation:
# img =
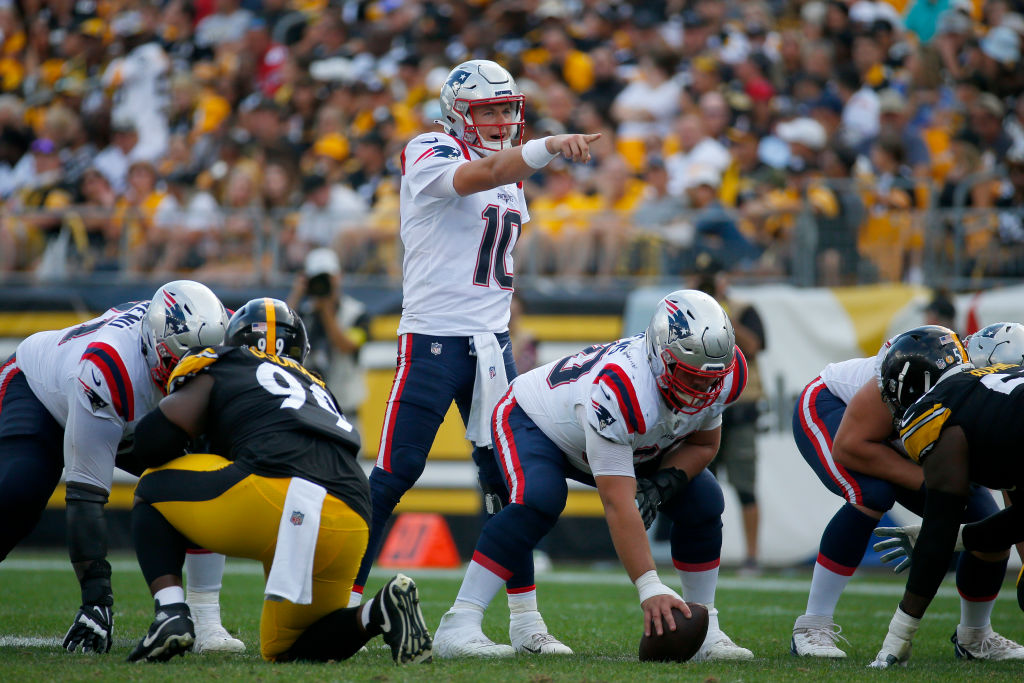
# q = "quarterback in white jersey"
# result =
<box><xmin>433</xmin><ymin>290</ymin><xmax>755</xmax><ymax>662</ymax></box>
<box><xmin>354</xmin><ymin>59</ymin><xmax>601</xmax><ymax>619</ymax></box>
<box><xmin>0</xmin><ymin>281</ymin><xmax>242</xmax><ymax>655</ymax></box>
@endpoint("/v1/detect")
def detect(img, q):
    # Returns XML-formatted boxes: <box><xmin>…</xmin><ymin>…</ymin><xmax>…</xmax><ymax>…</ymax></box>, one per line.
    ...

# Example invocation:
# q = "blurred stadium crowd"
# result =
<box><xmin>1</xmin><ymin>0</ymin><xmax>1024</xmax><ymax>286</ymax></box>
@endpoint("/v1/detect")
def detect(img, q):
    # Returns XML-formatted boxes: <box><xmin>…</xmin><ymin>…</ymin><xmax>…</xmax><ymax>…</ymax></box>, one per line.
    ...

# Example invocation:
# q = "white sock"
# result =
<box><xmin>805</xmin><ymin>562</ymin><xmax>852</xmax><ymax>617</ymax></box>
<box><xmin>154</xmin><ymin>586</ymin><xmax>186</xmax><ymax>606</ymax></box>
<box><xmin>348</xmin><ymin>590</ymin><xmax>363</xmax><ymax>608</ymax></box>
<box><xmin>508</xmin><ymin>589</ymin><xmax>538</xmax><ymax>615</ymax></box>
<box><xmin>185</xmin><ymin>551</ymin><xmax>225</xmax><ymax>593</ymax></box>
<box><xmin>677</xmin><ymin>565</ymin><xmax>719</xmax><ymax>606</ymax></box>
<box><xmin>959</xmin><ymin>597</ymin><xmax>996</xmax><ymax>630</ymax></box>
<box><xmin>360</xmin><ymin>598</ymin><xmax>375</xmax><ymax>628</ymax></box>
<box><xmin>453</xmin><ymin>559</ymin><xmax>506</xmax><ymax>610</ymax></box>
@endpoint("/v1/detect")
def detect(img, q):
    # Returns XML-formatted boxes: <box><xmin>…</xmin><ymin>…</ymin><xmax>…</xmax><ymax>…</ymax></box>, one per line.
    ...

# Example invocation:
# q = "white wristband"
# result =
<box><xmin>521</xmin><ymin>137</ymin><xmax>558</xmax><ymax>169</ymax></box>
<box><xmin>634</xmin><ymin>570</ymin><xmax>680</xmax><ymax>604</ymax></box>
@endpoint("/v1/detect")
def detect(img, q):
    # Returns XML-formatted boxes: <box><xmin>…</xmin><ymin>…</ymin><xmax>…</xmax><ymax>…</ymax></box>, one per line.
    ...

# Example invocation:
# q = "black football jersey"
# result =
<box><xmin>899</xmin><ymin>363</ymin><xmax>1024</xmax><ymax>490</ymax></box>
<box><xmin>167</xmin><ymin>345</ymin><xmax>369</xmax><ymax>520</ymax></box>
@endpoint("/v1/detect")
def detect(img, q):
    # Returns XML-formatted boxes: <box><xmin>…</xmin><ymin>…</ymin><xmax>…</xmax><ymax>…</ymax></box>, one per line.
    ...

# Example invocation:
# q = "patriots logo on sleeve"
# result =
<box><xmin>414</xmin><ymin>144</ymin><xmax>463</xmax><ymax>164</ymax></box>
<box><xmin>79</xmin><ymin>379</ymin><xmax>109</xmax><ymax>411</ymax></box>
<box><xmin>592</xmin><ymin>399</ymin><xmax>617</xmax><ymax>430</ymax></box>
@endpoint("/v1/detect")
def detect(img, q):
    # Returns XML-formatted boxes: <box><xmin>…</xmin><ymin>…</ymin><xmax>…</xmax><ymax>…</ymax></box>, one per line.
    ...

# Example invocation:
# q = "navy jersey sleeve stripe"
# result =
<box><xmin>597</xmin><ymin>364</ymin><xmax>646</xmax><ymax>434</ymax></box>
<box><xmin>83</xmin><ymin>342</ymin><xmax>134</xmax><ymax>420</ymax></box>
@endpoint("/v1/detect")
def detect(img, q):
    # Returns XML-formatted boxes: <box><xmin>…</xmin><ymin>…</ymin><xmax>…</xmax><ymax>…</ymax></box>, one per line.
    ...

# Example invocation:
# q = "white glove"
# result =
<box><xmin>868</xmin><ymin>607</ymin><xmax>920</xmax><ymax>669</ymax></box>
<box><xmin>873</xmin><ymin>524</ymin><xmax>966</xmax><ymax>573</ymax></box>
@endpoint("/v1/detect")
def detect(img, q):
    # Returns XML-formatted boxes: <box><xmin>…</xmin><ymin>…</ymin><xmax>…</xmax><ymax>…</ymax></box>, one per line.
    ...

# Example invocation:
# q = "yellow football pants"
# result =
<box><xmin>138</xmin><ymin>453</ymin><xmax>369</xmax><ymax>660</ymax></box>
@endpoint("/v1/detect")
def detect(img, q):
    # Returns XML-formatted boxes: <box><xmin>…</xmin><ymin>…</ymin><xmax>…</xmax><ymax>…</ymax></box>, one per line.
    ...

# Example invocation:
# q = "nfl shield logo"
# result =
<box><xmin>430</xmin><ymin>342</ymin><xmax>442</xmax><ymax>355</ymax></box>
<box><xmin>290</xmin><ymin>510</ymin><xmax>304</xmax><ymax>526</ymax></box>
<box><xmin>489</xmin><ymin>366</ymin><xmax>496</xmax><ymax>379</ymax></box>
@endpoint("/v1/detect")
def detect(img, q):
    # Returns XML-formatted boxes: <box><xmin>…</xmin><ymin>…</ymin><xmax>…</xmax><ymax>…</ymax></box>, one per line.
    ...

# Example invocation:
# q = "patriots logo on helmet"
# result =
<box><xmin>664</xmin><ymin>301</ymin><xmax>691</xmax><ymax>344</ymax></box>
<box><xmin>445</xmin><ymin>69</ymin><xmax>472</xmax><ymax>97</ymax></box>
<box><xmin>592</xmin><ymin>400</ymin><xmax>616</xmax><ymax>430</ymax></box>
<box><xmin>162</xmin><ymin>293</ymin><xmax>190</xmax><ymax>336</ymax></box>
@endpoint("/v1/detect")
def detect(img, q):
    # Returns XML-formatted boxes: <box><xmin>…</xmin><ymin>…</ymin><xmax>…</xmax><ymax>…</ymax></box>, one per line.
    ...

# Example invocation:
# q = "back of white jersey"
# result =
<box><xmin>15</xmin><ymin>301</ymin><xmax>163</xmax><ymax>491</ymax></box>
<box><xmin>397</xmin><ymin>132</ymin><xmax>530</xmax><ymax>336</ymax></box>
<box><xmin>512</xmin><ymin>335</ymin><xmax>747</xmax><ymax>474</ymax></box>
<box><xmin>819</xmin><ymin>341</ymin><xmax>888</xmax><ymax>404</ymax></box>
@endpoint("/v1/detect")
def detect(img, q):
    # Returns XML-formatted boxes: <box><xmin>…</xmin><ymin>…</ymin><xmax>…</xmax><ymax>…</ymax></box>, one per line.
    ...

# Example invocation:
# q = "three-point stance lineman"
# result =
<box><xmin>125</xmin><ymin>299</ymin><xmax>432</xmax><ymax>664</ymax></box>
<box><xmin>0</xmin><ymin>280</ymin><xmax>237</xmax><ymax>654</ymax></box>
<box><xmin>353</xmin><ymin>58</ymin><xmax>600</xmax><ymax>652</ymax></box>
<box><xmin>433</xmin><ymin>290</ymin><xmax>754</xmax><ymax>661</ymax></box>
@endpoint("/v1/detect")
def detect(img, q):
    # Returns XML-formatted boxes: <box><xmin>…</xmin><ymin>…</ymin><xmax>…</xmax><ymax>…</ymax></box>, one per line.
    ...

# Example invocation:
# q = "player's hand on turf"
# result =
<box><xmin>641</xmin><ymin>594</ymin><xmax>690</xmax><ymax>637</ymax></box>
<box><xmin>62</xmin><ymin>603</ymin><xmax>113</xmax><ymax>653</ymax></box>
<box><xmin>547</xmin><ymin>133</ymin><xmax>601</xmax><ymax>163</ymax></box>
<box><xmin>872</xmin><ymin>525</ymin><xmax>920</xmax><ymax>573</ymax></box>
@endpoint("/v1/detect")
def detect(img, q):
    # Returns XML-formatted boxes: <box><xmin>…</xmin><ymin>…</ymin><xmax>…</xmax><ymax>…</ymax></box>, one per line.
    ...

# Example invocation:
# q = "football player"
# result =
<box><xmin>869</xmin><ymin>339</ymin><xmax>1024</xmax><ymax>667</ymax></box>
<box><xmin>124</xmin><ymin>299</ymin><xmax>432</xmax><ymax>664</ymax></box>
<box><xmin>432</xmin><ymin>290</ymin><xmax>754</xmax><ymax>661</ymax></box>
<box><xmin>790</xmin><ymin>325</ymin><xmax>1023</xmax><ymax>661</ymax></box>
<box><xmin>352</xmin><ymin>58</ymin><xmax>600</xmax><ymax>638</ymax></box>
<box><xmin>0</xmin><ymin>281</ymin><xmax>240</xmax><ymax>654</ymax></box>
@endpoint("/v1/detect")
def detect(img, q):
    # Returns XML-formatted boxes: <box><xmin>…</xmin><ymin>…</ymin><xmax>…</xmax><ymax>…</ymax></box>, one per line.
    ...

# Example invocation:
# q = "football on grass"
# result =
<box><xmin>638</xmin><ymin>602</ymin><xmax>709</xmax><ymax>662</ymax></box>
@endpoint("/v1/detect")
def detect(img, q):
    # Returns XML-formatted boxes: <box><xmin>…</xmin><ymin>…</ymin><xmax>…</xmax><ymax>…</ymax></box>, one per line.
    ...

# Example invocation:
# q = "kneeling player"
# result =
<box><xmin>125</xmin><ymin>298</ymin><xmax>432</xmax><ymax>664</ymax></box>
<box><xmin>433</xmin><ymin>290</ymin><xmax>753</xmax><ymax>661</ymax></box>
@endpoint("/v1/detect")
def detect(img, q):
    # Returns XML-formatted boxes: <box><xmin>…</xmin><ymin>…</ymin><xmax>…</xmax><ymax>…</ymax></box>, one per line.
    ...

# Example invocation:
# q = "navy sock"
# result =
<box><xmin>818</xmin><ymin>503</ymin><xmax>878</xmax><ymax>572</ymax></box>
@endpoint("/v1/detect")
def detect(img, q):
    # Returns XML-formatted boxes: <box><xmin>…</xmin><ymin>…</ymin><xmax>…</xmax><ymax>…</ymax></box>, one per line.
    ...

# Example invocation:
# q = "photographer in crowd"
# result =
<box><xmin>288</xmin><ymin>248</ymin><xmax>370</xmax><ymax>433</ymax></box>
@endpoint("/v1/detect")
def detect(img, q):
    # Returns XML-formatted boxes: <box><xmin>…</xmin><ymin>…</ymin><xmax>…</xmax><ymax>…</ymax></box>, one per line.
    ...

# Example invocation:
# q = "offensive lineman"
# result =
<box><xmin>432</xmin><ymin>290</ymin><xmax>754</xmax><ymax>661</ymax></box>
<box><xmin>0</xmin><ymin>281</ymin><xmax>241</xmax><ymax>654</ymax></box>
<box><xmin>870</xmin><ymin>339</ymin><xmax>1024</xmax><ymax>667</ymax></box>
<box><xmin>790</xmin><ymin>326</ymin><xmax>1022</xmax><ymax>660</ymax></box>
<box><xmin>125</xmin><ymin>299</ymin><xmax>431</xmax><ymax>664</ymax></box>
<box><xmin>352</xmin><ymin>58</ymin><xmax>599</xmax><ymax>655</ymax></box>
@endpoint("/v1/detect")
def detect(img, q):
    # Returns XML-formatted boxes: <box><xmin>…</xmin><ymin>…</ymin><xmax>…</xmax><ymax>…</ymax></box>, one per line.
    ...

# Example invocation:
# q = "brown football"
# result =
<box><xmin>638</xmin><ymin>602</ymin><xmax>709</xmax><ymax>662</ymax></box>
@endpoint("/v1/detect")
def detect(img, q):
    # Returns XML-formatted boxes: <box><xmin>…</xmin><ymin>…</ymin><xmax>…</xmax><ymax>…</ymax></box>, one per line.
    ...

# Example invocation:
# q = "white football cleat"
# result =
<box><xmin>434</xmin><ymin>609</ymin><xmax>514</xmax><ymax>658</ymax></box>
<box><xmin>193</xmin><ymin>623</ymin><xmax>245</xmax><ymax>654</ymax></box>
<box><xmin>694</xmin><ymin>628</ymin><xmax>754</xmax><ymax>661</ymax></box>
<box><xmin>791</xmin><ymin>614</ymin><xmax>848</xmax><ymax>658</ymax></box>
<box><xmin>952</xmin><ymin>625</ymin><xmax>1024</xmax><ymax>660</ymax></box>
<box><xmin>188</xmin><ymin>597</ymin><xmax>245</xmax><ymax>654</ymax></box>
<box><xmin>510</xmin><ymin>611</ymin><xmax>572</xmax><ymax>655</ymax></box>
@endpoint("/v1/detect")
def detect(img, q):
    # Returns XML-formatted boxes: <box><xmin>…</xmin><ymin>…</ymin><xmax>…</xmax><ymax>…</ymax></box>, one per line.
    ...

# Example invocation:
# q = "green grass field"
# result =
<box><xmin>1</xmin><ymin>551</ymin><xmax>1021</xmax><ymax>682</ymax></box>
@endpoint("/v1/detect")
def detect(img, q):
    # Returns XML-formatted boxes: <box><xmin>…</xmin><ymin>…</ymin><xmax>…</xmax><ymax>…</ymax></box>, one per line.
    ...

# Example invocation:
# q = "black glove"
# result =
<box><xmin>62</xmin><ymin>603</ymin><xmax>113</xmax><ymax>653</ymax></box>
<box><xmin>634</xmin><ymin>468</ymin><xmax>690</xmax><ymax>531</ymax></box>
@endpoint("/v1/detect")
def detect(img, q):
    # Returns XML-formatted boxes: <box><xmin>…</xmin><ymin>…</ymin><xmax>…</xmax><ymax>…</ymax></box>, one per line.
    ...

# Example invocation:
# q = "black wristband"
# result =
<box><xmin>80</xmin><ymin>559</ymin><xmax>114</xmax><ymax>607</ymax></box>
<box><xmin>133</xmin><ymin>407</ymin><xmax>191</xmax><ymax>469</ymax></box>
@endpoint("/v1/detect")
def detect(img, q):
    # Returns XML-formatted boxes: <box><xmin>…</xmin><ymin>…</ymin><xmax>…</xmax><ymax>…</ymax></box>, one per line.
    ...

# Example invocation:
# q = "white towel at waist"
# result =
<box><xmin>465</xmin><ymin>333</ymin><xmax>509</xmax><ymax>448</ymax></box>
<box><xmin>264</xmin><ymin>477</ymin><xmax>327</xmax><ymax>604</ymax></box>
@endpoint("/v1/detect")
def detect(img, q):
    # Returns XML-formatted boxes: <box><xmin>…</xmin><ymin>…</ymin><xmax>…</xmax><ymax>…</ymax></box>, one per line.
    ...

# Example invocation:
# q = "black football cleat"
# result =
<box><xmin>371</xmin><ymin>574</ymin><xmax>433</xmax><ymax>664</ymax></box>
<box><xmin>127</xmin><ymin>601</ymin><xmax>196</xmax><ymax>663</ymax></box>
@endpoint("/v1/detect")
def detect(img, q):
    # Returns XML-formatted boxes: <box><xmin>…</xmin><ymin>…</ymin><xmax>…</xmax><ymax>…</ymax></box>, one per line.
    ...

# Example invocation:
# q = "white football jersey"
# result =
<box><xmin>397</xmin><ymin>132</ymin><xmax>530</xmax><ymax>336</ymax></box>
<box><xmin>16</xmin><ymin>301</ymin><xmax>163</xmax><ymax>493</ymax></box>
<box><xmin>511</xmin><ymin>334</ymin><xmax>747</xmax><ymax>476</ymax></box>
<box><xmin>819</xmin><ymin>340</ymin><xmax>890</xmax><ymax>404</ymax></box>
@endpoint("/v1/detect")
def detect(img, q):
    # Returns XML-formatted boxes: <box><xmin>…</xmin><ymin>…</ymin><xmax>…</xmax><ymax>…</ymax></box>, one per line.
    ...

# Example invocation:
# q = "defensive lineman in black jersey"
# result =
<box><xmin>125</xmin><ymin>298</ymin><xmax>432</xmax><ymax>665</ymax></box>
<box><xmin>870</xmin><ymin>359</ymin><xmax>1024</xmax><ymax>667</ymax></box>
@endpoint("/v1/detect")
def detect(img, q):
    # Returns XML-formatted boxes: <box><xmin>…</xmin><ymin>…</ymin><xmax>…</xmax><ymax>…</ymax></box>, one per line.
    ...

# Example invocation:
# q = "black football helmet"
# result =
<box><xmin>878</xmin><ymin>325</ymin><xmax>970</xmax><ymax>421</ymax></box>
<box><xmin>226</xmin><ymin>298</ymin><xmax>310</xmax><ymax>363</ymax></box>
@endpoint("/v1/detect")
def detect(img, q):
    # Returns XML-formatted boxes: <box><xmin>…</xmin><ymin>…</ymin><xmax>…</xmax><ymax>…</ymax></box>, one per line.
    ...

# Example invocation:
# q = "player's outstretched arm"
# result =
<box><xmin>452</xmin><ymin>133</ymin><xmax>601</xmax><ymax>196</ymax></box>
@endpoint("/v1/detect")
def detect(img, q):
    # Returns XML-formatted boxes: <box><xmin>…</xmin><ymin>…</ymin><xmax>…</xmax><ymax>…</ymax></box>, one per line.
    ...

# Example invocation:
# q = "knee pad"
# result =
<box><xmin>662</xmin><ymin>470</ymin><xmax>725</xmax><ymax>529</ymax></box>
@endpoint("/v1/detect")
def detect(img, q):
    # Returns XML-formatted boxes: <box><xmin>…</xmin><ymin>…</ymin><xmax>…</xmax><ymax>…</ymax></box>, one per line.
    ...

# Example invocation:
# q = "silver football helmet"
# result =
<box><xmin>438</xmin><ymin>59</ymin><xmax>525</xmax><ymax>156</ymax></box>
<box><xmin>141</xmin><ymin>280</ymin><xmax>229</xmax><ymax>387</ymax></box>
<box><xmin>966</xmin><ymin>322</ymin><xmax>1024</xmax><ymax>367</ymax></box>
<box><xmin>646</xmin><ymin>290</ymin><xmax>736</xmax><ymax>413</ymax></box>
